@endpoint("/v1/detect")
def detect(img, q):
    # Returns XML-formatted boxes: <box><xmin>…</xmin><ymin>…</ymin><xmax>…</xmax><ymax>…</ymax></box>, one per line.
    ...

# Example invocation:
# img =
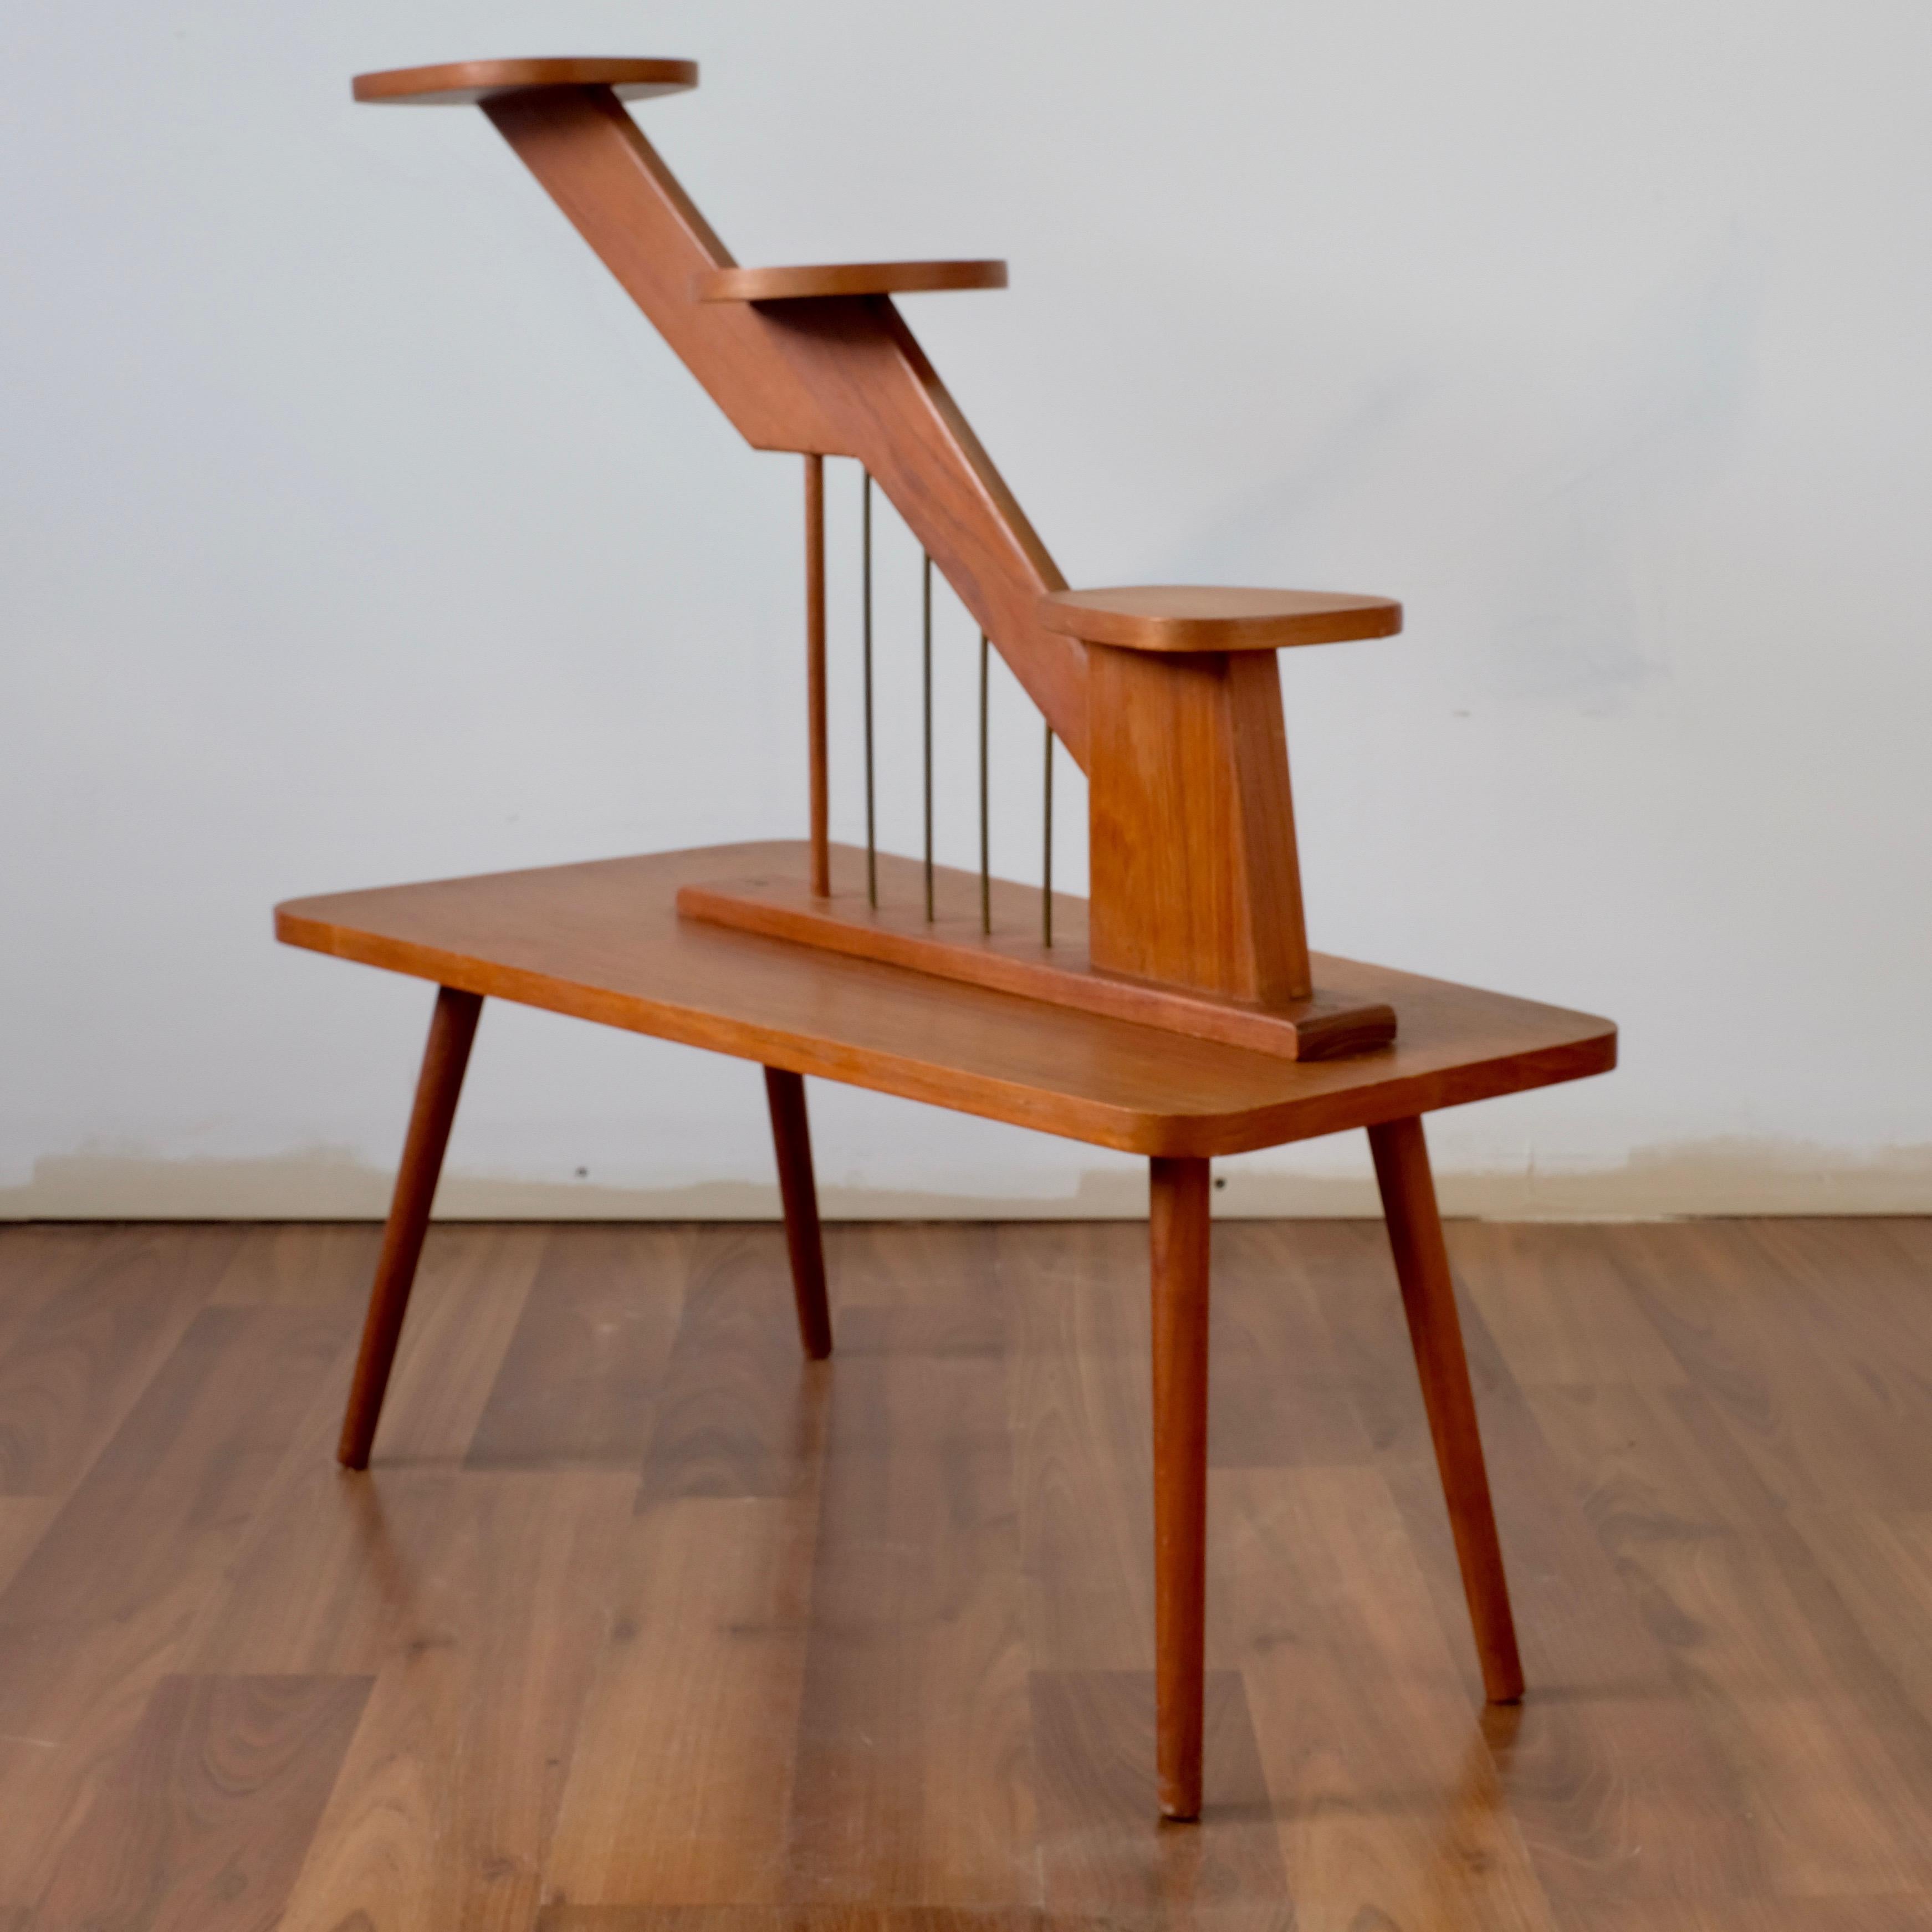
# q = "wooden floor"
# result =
<box><xmin>2</xmin><ymin>1219</ymin><xmax>1931</xmax><ymax>1930</ymax></box>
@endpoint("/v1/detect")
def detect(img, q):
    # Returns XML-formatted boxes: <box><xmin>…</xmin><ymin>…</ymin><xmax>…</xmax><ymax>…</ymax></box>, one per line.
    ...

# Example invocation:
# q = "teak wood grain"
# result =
<box><xmin>1087</xmin><ymin>646</ymin><xmax>1316</xmax><ymax>1005</ymax></box>
<box><xmin>1369</xmin><ymin>1115</ymin><xmax>1524</xmax><ymax>1703</ymax></box>
<box><xmin>1050</xmin><ymin>586</ymin><xmax>1403</xmax><ymax>1012</ymax></box>
<box><xmin>763</xmin><ymin>1067</ymin><xmax>832</xmax><ymax>1361</ymax></box>
<box><xmin>336</xmin><ymin>984</ymin><xmax>481</xmax><ymax>1469</ymax></box>
<box><xmin>697</xmin><ymin>260</ymin><xmax>1008</xmax><ymax>303</ymax></box>
<box><xmin>351</xmin><ymin>58</ymin><xmax>698</xmax><ymax>105</ymax></box>
<box><xmin>274</xmin><ymin>841</ymin><xmax>1616</xmax><ymax>1161</ymax></box>
<box><xmin>1041</xmin><ymin>584</ymin><xmax>1404</xmax><ymax>653</ymax></box>
<box><xmin>679</xmin><ymin>848</ymin><xmax>1396</xmax><ymax>1061</ymax></box>
<box><xmin>1148</xmin><ymin>1157</ymin><xmax>1212</xmax><ymax>1819</ymax></box>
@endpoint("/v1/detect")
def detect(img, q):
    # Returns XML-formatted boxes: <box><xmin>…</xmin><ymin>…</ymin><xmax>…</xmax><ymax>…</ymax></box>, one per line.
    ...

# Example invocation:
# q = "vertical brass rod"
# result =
<box><xmin>1042</xmin><ymin>722</ymin><xmax>1055</xmax><ymax>948</ymax></box>
<box><xmin>979</xmin><ymin>632</ymin><xmax>991</xmax><ymax>935</ymax></box>
<box><xmin>923</xmin><ymin>553</ymin><xmax>934</xmax><ymax>922</ymax></box>
<box><xmin>861</xmin><ymin>468</ymin><xmax>876</xmax><ymax>908</ymax></box>
<box><xmin>805</xmin><ymin>453</ymin><xmax>829</xmax><ymax>897</ymax></box>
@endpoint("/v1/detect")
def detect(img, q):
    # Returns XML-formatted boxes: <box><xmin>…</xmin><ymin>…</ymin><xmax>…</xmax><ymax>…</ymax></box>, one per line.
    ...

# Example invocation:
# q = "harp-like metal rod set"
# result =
<box><xmin>826</xmin><ymin>460</ymin><xmax>1055</xmax><ymax>944</ymax></box>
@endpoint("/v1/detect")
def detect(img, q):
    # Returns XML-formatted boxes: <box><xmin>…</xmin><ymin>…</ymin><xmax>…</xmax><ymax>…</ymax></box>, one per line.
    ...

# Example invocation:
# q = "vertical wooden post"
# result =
<box><xmin>1368</xmin><ymin>1115</ymin><xmax>1524</xmax><ymax>1703</ymax></box>
<box><xmin>338</xmin><ymin>985</ymin><xmax>483</xmax><ymax>1469</ymax></box>
<box><xmin>1087</xmin><ymin>646</ymin><xmax>1312</xmax><ymax>1005</ymax></box>
<box><xmin>1150</xmin><ymin>1153</ymin><xmax>1212</xmax><ymax>1820</ymax></box>
<box><xmin>805</xmin><ymin>452</ymin><xmax>829</xmax><ymax>897</ymax></box>
<box><xmin>764</xmin><ymin>1066</ymin><xmax>832</xmax><ymax>1359</ymax></box>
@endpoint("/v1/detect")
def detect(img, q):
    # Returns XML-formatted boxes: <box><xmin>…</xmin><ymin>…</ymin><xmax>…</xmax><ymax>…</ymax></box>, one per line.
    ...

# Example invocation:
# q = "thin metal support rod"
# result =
<box><xmin>1042</xmin><ymin>722</ymin><xmax>1055</xmax><ymax>947</ymax></box>
<box><xmin>979</xmin><ymin>632</ymin><xmax>991</xmax><ymax>935</ymax></box>
<box><xmin>923</xmin><ymin>551</ymin><xmax>934</xmax><ymax>922</ymax></box>
<box><xmin>804</xmin><ymin>454</ymin><xmax>829</xmax><ymax>897</ymax></box>
<box><xmin>861</xmin><ymin>468</ymin><xmax>876</xmax><ymax>908</ymax></box>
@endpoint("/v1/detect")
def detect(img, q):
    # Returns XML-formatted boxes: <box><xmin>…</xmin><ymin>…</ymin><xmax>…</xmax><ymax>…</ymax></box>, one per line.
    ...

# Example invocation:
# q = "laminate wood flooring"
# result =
<box><xmin>1</xmin><ymin>1217</ymin><xmax>1929</xmax><ymax>1931</ymax></box>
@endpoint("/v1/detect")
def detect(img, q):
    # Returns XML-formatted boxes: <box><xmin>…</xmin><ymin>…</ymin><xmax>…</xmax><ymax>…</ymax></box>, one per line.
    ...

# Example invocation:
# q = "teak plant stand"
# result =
<box><xmin>279</xmin><ymin>58</ymin><xmax>1617</xmax><ymax>1822</ymax></box>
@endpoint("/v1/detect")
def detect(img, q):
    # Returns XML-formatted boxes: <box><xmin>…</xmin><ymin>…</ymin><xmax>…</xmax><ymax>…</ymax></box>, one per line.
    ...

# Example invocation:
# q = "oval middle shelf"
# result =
<box><xmin>694</xmin><ymin>260</ymin><xmax>1008</xmax><ymax>303</ymax></box>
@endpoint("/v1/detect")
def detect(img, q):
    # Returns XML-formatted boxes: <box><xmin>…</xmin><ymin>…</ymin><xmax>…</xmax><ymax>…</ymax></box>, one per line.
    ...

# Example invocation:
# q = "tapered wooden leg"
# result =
<box><xmin>1368</xmin><ymin>1114</ymin><xmax>1525</xmax><ymax>1703</ymax></box>
<box><xmin>764</xmin><ymin>1066</ymin><xmax>832</xmax><ymax>1359</ymax></box>
<box><xmin>336</xmin><ymin>985</ymin><xmax>483</xmax><ymax>1470</ymax></box>
<box><xmin>1150</xmin><ymin>1154</ymin><xmax>1211</xmax><ymax>1820</ymax></box>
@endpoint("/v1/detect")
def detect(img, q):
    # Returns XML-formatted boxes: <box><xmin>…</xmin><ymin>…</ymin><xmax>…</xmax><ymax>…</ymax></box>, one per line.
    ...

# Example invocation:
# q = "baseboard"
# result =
<box><xmin>3</xmin><ymin>1137</ymin><xmax>1929</xmax><ymax>1221</ymax></box>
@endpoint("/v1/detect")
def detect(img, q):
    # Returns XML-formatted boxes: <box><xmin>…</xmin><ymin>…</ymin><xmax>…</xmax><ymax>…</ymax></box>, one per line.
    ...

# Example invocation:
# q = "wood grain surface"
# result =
<box><xmin>1087</xmin><ymin>645</ymin><xmax>1315</xmax><ymax>1005</ymax></box>
<box><xmin>763</xmin><ymin>1068</ymin><xmax>833</xmax><ymax>1360</ymax></box>
<box><xmin>1041</xmin><ymin>584</ymin><xmax>1404</xmax><ymax>653</ymax></box>
<box><xmin>679</xmin><ymin>849</ymin><xmax>1396</xmax><ymax>1062</ymax></box>
<box><xmin>3</xmin><ymin>1217</ymin><xmax>1931</xmax><ymax>1926</ymax></box>
<box><xmin>274</xmin><ymin>840</ymin><xmax>1615</xmax><ymax>1158</ymax></box>
<box><xmin>337</xmin><ymin>984</ymin><xmax>481</xmax><ymax>1469</ymax></box>
<box><xmin>352</xmin><ymin>59</ymin><xmax>698</xmax><ymax>106</ymax></box>
<box><xmin>1148</xmin><ymin>1158</ymin><xmax>1212</xmax><ymax>1819</ymax></box>
<box><xmin>697</xmin><ymin>261</ymin><xmax>1008</xmax><ymax>303</ymax></box>
<box><xmin>1370</xmin><ymin>1116</ymin><xmax>1524</xmax><ymax>1703</ymax></box>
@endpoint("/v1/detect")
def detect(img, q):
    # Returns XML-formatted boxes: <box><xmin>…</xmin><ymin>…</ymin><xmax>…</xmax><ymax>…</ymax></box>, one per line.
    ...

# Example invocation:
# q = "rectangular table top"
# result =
<box><xmin>275</xmin><ymin>841</ymin><xmax>1616</xmax><ymax>1158</ymax></box>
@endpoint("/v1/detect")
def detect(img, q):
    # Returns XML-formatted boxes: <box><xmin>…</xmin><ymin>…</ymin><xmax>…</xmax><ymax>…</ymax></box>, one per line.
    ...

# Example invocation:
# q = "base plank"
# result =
<box><xmin>678</xmin><ymin>849</ymin><xmax>1395</xmax><ymax>1062</ymax></box>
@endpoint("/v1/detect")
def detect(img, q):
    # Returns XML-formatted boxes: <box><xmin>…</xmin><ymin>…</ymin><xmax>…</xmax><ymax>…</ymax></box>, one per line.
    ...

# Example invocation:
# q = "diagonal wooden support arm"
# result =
<box><xmin>463</xmin><ymin>80</ymin><xmax>1090</xmax><ymax>764</ymax></box>
<box><xmin>359</xmin><ymin>63</ymin><xmax>1405</xmax><ymax>1044</ymax></box>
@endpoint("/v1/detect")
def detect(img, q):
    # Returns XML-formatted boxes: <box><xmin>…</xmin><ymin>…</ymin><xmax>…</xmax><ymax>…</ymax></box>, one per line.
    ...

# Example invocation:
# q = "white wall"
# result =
<box><xmin>5</xmin><ymin>1</ymin><xmax>1930</xmax><ymax>1219</ymax></box>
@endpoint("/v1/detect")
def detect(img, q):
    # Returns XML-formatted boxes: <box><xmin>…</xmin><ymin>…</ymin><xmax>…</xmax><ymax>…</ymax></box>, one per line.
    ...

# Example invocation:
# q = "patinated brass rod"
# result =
<box><xmin>923</xmin><ymin>553</ymin><xmax>935</xmax><ymax>921</ymax></box>
<box><xmin>979</xmin><ymin>632</ymin><xmax>991</xmax><ymax>935</ymax></box>
<box><xmin>1043</xmin><ymin>722</ymin><xmax>1054</xmax><ymax>947</ymax></box>
<box><xmin>805</xmin><ymin>453</ymin><xmax>829</xmax><ymax>897</ymax></box>
<box><xmin>861</xmin><ymin>469</ymin><xmax>876</xmax><ymax>908</ymax></box>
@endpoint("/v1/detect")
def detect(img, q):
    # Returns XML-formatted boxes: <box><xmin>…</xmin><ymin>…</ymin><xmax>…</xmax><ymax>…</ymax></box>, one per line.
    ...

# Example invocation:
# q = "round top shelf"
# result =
<box><xmin>352</xmin><ymin>59</ymin><xmax>698</xmax><ymax>106</ymax></box>
<box><xmin>1039</xmin><ymin>586</ymin><xmax>1403</xmax><ymax>653</ymax></box>
<box><xmin>695</xmin><ymin>260</ymin><xmax>1008</xmax><ymax>303</ymax></box>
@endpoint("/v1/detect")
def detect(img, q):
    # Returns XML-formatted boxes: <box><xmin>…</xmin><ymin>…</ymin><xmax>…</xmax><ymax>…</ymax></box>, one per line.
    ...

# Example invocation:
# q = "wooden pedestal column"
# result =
<box><xmin>1042</xmin><ymin>584</ymin><xmax>1403</xmax><ymax>1013</ymax></box>
<box><xmin>1087</xmin><ymin>645</ymin><xmax>1311</xmax><ymax>1003</ymax></box>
